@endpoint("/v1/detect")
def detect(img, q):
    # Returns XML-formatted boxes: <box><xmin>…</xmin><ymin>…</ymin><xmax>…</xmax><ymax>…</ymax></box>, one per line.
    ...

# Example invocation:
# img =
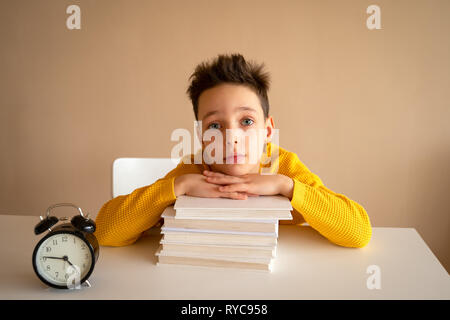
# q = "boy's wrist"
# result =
<box><xmin>174</xmin><ymin>175</ymin><xmax>187</xmax><ymax>197</ymax></box>
<box><xmin>278</xmin><ymin>174</ymin><xmax>294</xmax><ymax>200</ymax></box>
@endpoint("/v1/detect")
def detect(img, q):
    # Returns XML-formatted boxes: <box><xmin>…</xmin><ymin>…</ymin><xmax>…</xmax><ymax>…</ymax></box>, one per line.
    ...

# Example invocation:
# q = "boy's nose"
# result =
<box><xmin>225</xmin><ymin>137</ymin><xmax>239</xmax><ymax>146</ymax></box>
<box><xmin>223</xmin><ymin>128</ymin><xmax>247</xmax><ymax>154</ymax></box>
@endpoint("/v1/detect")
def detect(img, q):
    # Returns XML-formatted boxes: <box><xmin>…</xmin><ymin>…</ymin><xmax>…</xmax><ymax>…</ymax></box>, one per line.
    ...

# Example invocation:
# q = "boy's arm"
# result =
<box><xmin>281</xmin><ymin>152</ymin><xmax>372</xmax><ymax>248</ymax></box>
<box><xmin>94</xmin><ymin>158</ymin><xmax>201</xmax><ymax>246</ymax></box>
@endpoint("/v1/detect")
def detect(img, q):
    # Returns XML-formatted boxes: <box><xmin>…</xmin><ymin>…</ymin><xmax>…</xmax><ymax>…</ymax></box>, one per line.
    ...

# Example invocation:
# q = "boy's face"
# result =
<box><xmin>197</xmin><ymin>83</ymin><xmax>274</xmax><ymax>176</ymax></box>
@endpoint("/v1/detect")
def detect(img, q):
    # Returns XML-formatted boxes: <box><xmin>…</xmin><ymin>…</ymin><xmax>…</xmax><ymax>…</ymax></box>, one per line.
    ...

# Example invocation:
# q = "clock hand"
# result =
<box><xmin>42</xmin><ymin>256</ymin><xmax>65</xmax><ymax>260</ymax></box>
<box><xmin>43</xmin><ymin>256</ymin><xmax>78</xmax><ymax>271</ymax></box>
<box><xmin>64</xmin><ymin>256</ymin><xmax>74</xmax><ymax>267</ymax></box>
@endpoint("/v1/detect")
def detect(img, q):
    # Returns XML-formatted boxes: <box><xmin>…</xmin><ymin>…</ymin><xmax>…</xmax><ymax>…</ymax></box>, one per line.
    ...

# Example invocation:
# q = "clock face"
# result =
<box><xmin>33</xmin><ymin>232</ymin><xmax>93</xmax><ymax>288</ymax></box>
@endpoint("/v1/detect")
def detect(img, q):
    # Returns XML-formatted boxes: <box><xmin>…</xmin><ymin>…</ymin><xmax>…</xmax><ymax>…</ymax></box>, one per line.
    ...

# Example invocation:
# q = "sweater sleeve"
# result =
<box><xmin>281</xmin><ymin>151</ymin><xmax>372</xmax><ymax>248</ymax></box>
<box><xmin>94</xmin><ymin>157</ymin><xmax>202</xmax><ymax>247</ymax></box>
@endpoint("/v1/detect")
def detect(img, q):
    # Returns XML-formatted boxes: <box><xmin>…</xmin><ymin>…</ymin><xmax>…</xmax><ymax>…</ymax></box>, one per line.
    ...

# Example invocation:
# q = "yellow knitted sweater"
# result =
<box><xmin>94</xmin><ymin>143</ymin><xmax>372</xmax><ymax>248</ymax></box>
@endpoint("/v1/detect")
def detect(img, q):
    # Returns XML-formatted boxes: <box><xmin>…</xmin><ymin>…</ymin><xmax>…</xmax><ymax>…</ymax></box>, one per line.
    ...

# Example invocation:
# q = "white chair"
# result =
<box><xmin>112</xmin><ymin>158</ymin><xmax>180</xmax><ymax>198</ymax></box>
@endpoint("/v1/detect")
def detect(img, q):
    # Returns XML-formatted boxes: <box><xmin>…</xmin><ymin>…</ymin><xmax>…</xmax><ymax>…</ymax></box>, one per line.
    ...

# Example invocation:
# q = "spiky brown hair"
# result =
<box><xmin>186</xmin><ymin>53</ymin><xmax>271</xmax><ymax>120</ymax></box>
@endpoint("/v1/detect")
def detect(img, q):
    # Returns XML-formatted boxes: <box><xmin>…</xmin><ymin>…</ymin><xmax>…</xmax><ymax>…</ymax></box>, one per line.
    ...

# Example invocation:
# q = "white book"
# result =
<box><xmin>161</xmin><ymin>230</ymin><xmax>277</xmax><ymax>247</ymax></box>
<box><xmin>161</xmin><ymin>206</ymin><xmax>279</xmax><ymax>234</ymax></box>
<box><xmin>161</xmin><ymin>225</ymin><xmax>278</xmax><ymax>237</ymax></box>
<box><xmin>162</xmin><ymin>206</ymin><xmax>278</xmax><ymax>223</ymax></box>
<box><xmin>156</xmin><ymin>246</ymin><xmax>274</xmax><ymax>272</ymax></box>
<box><xmin>173</xmin><ymin>195</ymin><xmax>293</xmax><ymax>220</ymax></box>
<box><xmin>159</xmin><ymin>241</ymin><xmax>277</xmax><ymax>259</ymax></box>
<box><xmin>156</xmin><ymin>245</ymin><xmax>273</xmax><ymax>263</ymax></box>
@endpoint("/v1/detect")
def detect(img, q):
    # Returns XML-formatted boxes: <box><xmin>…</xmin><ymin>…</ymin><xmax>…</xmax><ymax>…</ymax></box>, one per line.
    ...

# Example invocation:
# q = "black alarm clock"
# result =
<box><xmin>32</xmin><ymin>203</ymin><xmax>99</xmax><ymax>289</ymax></box>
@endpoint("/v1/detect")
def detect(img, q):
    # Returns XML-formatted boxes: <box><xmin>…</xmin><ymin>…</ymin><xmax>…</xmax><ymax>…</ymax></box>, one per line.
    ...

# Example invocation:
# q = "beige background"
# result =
<box><xmin>1</xmin><ymin>0</ymin><xmax>449</xmax><ymax>272</ymax></box>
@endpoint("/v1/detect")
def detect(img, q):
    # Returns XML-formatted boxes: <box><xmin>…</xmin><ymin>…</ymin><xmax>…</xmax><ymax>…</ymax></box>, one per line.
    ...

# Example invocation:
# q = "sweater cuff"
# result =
<box><xmin>158</xmin><ymin>176</ymin><xmax>177</xmax><ymax>204</ymax></box>
<box><xmin>290</xmin><ymin>178</ymin><xmax>307</xmax><ymax>211</ymax></box>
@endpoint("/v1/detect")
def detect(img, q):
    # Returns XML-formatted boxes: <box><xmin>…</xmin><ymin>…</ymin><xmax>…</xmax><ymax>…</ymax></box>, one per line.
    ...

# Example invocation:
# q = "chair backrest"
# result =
<box><xmin>112</xmin><ymin>158</ymin><xmax>180</xmax><ymax>198</ymax></box>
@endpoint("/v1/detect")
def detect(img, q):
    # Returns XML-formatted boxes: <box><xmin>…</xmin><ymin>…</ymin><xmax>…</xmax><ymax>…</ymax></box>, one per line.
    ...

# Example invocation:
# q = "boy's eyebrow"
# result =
<box><xmin>202</xmin><ymin>110</ymin><xmax>219</xmax><ymax>120</ymax></box>
<box><xmin>202</xmin><ymin>106</ymin><xmax>257</xmax><ymax>120</ymax></box>
<box><xmin>237</xmin><ymin>106</ymin><xmax>257</xmax><ymax>113</ymax></box>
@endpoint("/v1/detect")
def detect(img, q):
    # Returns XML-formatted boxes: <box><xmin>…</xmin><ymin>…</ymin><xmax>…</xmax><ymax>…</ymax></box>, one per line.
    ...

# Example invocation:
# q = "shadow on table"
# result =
<box><xmin>126</xmin><ymin>227</ymin><xmax>162</xmax><ymax>265</ymax></box>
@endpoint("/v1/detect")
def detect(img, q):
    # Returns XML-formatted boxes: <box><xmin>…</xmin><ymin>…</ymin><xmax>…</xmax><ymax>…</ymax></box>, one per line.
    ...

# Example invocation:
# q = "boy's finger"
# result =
<box><xmin>206</xmin><ymin>175</ymin><xmax>242</xmax><ymax>185</ymax></box>
<box><xmin>219</xmin><ymin>183</ymin><xmax>249</xmax><ymax>193</ymax></box>
<box><xmin>214</xmin><ymin>189</ymin><xmax>247</xmax><ymax>200</ymax></box>
<box><xmin>225</xmin><ymin>192</ymin><xmax>247</xmax><ymax>200</ymax></box>
<box><xmin>203</xmin><ymin>170</ymin><xmax>225</xmax><ymax>177</ymax></box>
<box><xmin>210</xmin><ymin>187</ymin><xmax>240</xmax><ymax>199</ymax></box>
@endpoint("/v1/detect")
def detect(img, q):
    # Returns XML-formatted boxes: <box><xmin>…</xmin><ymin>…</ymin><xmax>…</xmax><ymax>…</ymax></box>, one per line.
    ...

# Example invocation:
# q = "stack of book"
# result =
<box><xmin>155</xmin><ymin>195</ymin><xmax>293</xmax><ymax>272</ymax></box>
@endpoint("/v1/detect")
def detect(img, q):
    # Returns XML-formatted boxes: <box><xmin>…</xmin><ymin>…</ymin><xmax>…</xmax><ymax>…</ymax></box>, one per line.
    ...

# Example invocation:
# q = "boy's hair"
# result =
<box><xmin>186</xmin><ymin>53</ymin><xmax>271</xmax><ymax>120</ymax></box>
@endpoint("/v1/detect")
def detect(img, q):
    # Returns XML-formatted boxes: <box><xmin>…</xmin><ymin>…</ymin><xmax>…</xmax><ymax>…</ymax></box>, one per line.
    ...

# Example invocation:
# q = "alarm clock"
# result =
<box><xmin>32</xmin><ymin>203</ymin><xmax>99</xmax><ymax>289</ymax></box>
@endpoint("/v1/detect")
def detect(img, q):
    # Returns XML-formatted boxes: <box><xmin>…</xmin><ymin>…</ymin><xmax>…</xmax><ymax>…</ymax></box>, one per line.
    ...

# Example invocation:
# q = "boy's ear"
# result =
<box><xmin>265</xmin><ymin>116</ymin><xmax>275</xmax><ymax>141</ymax></box>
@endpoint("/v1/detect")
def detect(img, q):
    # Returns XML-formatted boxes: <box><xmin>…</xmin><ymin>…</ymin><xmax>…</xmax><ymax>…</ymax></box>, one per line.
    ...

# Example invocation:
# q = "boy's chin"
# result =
<box><xmin>211</xmin><ymin>164</ymin><xmax>257</xmax><ymax>176</ymax></box>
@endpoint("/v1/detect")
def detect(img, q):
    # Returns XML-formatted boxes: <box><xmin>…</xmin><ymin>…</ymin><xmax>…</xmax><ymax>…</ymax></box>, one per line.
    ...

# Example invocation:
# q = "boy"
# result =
<box><xmin>94</xmin><ymin>53</ymin><xmax>372</xmax><ymax>248</ymax></box>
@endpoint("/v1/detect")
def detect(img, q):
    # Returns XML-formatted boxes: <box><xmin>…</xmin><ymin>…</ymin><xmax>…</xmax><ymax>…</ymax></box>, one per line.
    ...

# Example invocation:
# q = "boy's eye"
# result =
<box><xmin>242</xmin><ymin>118</ymin><xmax>254</xmax><ymax>126</ymax></box>
<box><xmin>208</xmin><ymin>123</ymin><xmax>220</xmax><ymax>129</ymax></box>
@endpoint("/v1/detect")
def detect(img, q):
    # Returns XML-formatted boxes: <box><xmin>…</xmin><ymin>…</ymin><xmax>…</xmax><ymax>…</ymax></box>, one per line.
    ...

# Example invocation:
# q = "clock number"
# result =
<box><xmin>62</xmin><ymin>235</ymin><xmax>68</xmax><ymax>242</ymax></box>
<box><xmin>55</xmin><ymin>271</ymin><xmax>59</xmax><ymax>278</ymax></box>
<box><xmin>85</xmin><ymin>253</ymin><xmax>89</xmax><ymax>259</ymax></box>
<box><xmin>46</xmin><ymin>246</ymin><xmax>51</xmax><ymax>252</ymax></box>
<box><xmin>52</xmin><ymin>239</ymin><xmax>58</xmax><ymax>245</ymax></box>
<box><xmin>42</xmin><ymin>257</ymin><xmax>47</xmax><ymax>262</ymax></box>
<box><xmin>81</xmin><ymin>244</ymin><xmax>86</xmax><ymax>250</ymax></box>
<box><xmin>46</xmin><ymin>265</ymin><xmax>51</xmax><ymax>271</ymax></box>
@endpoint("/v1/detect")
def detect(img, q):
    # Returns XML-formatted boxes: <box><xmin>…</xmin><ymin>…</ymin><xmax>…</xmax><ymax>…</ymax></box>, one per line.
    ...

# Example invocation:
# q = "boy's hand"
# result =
<box><xmin>202</xmin><ymin>170</ymin><xmax>294</xmax><ymax>199</ymax></box>
<box><xmin>174</xmin><ymin>173</ymin><xmax>249</xmax><ymax>200</ymax></box>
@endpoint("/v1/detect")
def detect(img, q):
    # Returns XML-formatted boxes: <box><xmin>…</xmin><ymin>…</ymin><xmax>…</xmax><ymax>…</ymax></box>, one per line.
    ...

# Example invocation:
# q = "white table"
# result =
<box><xmin>0</xmin><ymin>215</ymin><xmax>448</xmax><ymax>299</ymax></box>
